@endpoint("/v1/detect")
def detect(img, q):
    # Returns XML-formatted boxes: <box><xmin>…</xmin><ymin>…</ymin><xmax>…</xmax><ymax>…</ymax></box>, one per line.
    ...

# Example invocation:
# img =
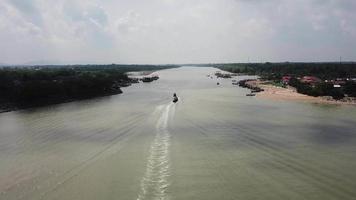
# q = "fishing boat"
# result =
<box><xmin>173</xmin><ymin>93</ymin><xmax>178</xmax><ymax>103</ymax></box>
<box><xmin>141</xmin><ymin>75</ymin><xmax>159</xmax><ymax>82</ymax></box>
<box><xmin>141</xmin><ymin>77</ymin><xmax>154</xmax><ymax>82</ymax></box>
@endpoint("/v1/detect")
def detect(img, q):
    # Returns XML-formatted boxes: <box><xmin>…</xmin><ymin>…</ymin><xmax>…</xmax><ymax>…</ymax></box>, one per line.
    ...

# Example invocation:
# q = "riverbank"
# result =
<box><xmin>0</xmin><ymin>89</ymin><xmax>123</xmax><ymax>114</ymax></box>
<box><xmin>0</xmin><ymin>65</ymin><xmax>177</xmax><ymax>114</ymax></box>
<box><xmin>245</xmin><ymin>80</ymin><xmax>356</xmax><ymax>105</ymax></box>
<box><xmin>2</xmin><ymin>66</ymin><xmax>356</xmax><ymax>200</ymax></box>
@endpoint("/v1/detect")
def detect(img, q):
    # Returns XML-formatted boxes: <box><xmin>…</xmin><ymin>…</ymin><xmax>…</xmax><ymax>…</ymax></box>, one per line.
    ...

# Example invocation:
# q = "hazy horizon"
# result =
<box><xmin>1</xmin><ymin>0</ymin><xmax>356</xmax><ymax>64</ymax></box>
<box><xmin>2</xmin><ymin>60</ymin><xmax>356</xmax><ymax>66</ymax></box>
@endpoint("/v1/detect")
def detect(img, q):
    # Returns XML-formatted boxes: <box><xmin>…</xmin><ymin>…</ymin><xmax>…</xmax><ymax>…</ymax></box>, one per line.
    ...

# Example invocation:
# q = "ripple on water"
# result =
<box><xmin>137</xmin><ymin>103</ymin><xmax>174</xmax><ymax>200</ymax></box>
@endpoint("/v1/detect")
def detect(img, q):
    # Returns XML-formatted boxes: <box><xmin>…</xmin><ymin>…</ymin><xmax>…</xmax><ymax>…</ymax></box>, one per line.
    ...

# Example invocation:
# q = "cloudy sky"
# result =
<box><xmin>1</xmin><ymin>0</ymin><xmax>356</xmax><ymax>64</ymax></box>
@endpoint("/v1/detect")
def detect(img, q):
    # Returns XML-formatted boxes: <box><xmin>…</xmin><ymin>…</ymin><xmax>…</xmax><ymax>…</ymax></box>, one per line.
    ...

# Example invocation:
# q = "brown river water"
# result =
<box><xmin>1</xmin><ymin>67</ymin><xmax>356</xmax><ymax>200</ymax></box>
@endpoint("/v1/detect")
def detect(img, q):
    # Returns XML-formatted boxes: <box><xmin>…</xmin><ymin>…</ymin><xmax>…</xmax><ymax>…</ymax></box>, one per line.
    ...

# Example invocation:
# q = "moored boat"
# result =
<box><xmin>141</xmin><ymin>75</ymin><xmax>159</xmax><ymax>82</ymax></box>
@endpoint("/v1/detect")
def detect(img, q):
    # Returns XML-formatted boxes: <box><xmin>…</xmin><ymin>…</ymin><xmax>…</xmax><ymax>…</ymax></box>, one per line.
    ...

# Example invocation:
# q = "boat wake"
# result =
<box><xmin>137</xmin><ymin>102</ymin><xmax>175</xmax><ymax>200</ymax></box>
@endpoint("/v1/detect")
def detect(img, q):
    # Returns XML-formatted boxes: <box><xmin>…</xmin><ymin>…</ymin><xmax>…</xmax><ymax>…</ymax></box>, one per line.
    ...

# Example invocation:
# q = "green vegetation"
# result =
<box><xmin>288</xmin><ymin>78</ymin><xmax>345</xmax><ymax>100</ymax></box>
<box><xmin>214</xmin><ymin>62</ymin><xmax>356</xmax><ymax>100</ymax></box>
<box><xmin>344</xmin><ymin>81</ymin><xmax>356</xmax><ymax>97</ymax></box>
<box><xmin>214</xmin><ymin>62</ymin><xmax>356</xmax><ymax>79</ymax></box>
<box><xmin>0</xmin><ymin>64</ymin><xmax>178</xmax><ymax>110</ymax></box>
<box><xmin>268</xmin><ymin>81</ymin><xmax>286</xmax><ymax>88</ymax></box>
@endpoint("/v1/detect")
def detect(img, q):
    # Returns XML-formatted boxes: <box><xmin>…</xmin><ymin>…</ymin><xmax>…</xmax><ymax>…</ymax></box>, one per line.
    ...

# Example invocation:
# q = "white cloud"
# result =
<box><xmin>0</xmin><ymin>0</ymin><xmax>356</xmax><ymax>64</ymax></box>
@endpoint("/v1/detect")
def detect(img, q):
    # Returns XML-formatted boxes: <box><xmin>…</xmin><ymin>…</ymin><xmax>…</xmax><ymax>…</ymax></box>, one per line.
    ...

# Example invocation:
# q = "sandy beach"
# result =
<box><xmin>247</xmin><ymin>80</ymin><xmax>356</xmax><ymax>105</ymax></box>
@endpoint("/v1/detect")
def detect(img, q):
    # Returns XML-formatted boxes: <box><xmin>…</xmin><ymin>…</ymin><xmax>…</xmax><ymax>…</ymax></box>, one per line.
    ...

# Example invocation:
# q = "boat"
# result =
<box><xmin>173</xmin><ymin>93</ymin><xmax>178</xmax><ymax>103</ymax></box>
<box><xmin>151</xmin><ymin>75</ymin><xmax>159</xmax><ymax>80</ymax></box>
<box><xmin>251</xmin><ymin>88</ymin><xmax>264</xmax><ymax>93</ymax></box>
<box><xmin>141</xmin><ymin>77</ymin><xmax>154</xmax><ymax>82</ymax></box>
<box><xmin>141</xmin><ymin>75</ymin><xmax>159</xmax><ymax>82</ymax></box>
<box><xmin>246</xmin><ymin>93</ymin><xmax>256</xmax><ymax>96</ymax></box>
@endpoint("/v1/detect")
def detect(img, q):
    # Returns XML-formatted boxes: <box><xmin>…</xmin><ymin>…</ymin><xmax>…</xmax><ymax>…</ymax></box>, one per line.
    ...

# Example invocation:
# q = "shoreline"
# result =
<box><xmin>0</xmin><ymin>90</ymin><xmax>123</xmax><ymax>114</ymax></box>
<box><xmin>0</xmin><ymin>71</ymin><xmax>162</xmax><ymax>114</ymax></box>
<box><xmin>0</xmin><ymin>65</ymin><xmax>178</xmax><ymax>114</ymax></box>
<box><xmin>247</xmin><ymin>80</ymin><xmax>356</xmax><ymax>105</ymax></box>
<box><xmin>0</xmin><ymin>70</ymin><xmax>164</xmax><ymax>114</ymax></box>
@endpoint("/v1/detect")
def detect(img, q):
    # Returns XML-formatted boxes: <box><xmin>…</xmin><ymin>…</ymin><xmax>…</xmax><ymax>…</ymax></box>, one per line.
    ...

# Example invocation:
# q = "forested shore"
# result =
<box><xmin>213</xmin><ymin>62</ymin><xmax>356</xmax><ymax>100</ymax></box>
<box><xmin>0</xmin><ymin>64</ymin><xmax>178</xmax><ymax>112</ymax></box>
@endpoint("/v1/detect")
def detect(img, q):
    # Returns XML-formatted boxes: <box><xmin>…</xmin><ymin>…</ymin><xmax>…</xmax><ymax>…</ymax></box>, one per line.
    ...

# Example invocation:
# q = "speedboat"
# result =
<box><xmin>173</xmin><ymin>93</ymin><xmax>178</xmax><ymax>103</ymax></box>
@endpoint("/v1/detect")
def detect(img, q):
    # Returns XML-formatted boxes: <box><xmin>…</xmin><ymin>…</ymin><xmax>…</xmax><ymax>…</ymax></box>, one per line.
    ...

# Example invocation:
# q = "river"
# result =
<box><xmin>1</xmin><ymin>67</ymin><xmax>356</xmax><ymax>200</ymax></box>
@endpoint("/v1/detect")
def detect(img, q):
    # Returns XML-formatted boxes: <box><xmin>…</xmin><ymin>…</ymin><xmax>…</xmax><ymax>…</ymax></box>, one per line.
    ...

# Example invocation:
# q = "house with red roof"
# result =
<box><xmin>300</xmin><ymin>76</ymin><xmax>321</xmax><ymax>85</ymax></box>
<box><xmin>282</xmin><ymin>76</ymin><xmax>292</xmax><ymax>84</ymax></box>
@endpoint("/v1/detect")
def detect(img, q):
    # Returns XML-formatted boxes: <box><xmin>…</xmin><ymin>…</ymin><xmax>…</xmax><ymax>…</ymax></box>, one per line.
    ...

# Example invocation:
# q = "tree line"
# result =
<box><xmin>215</xmin><ymin>62</ymin><xmax>356</xmax><ymax>99</ymax></box>
<box><xmin>215</xmin><ymin>62</ymin><xmax>356</xmax><ymax>79</ymax></box>
<box><xmin>0</xmin><ymin>64</ymin><xmax>178</xmax><ymax>108</ymax></box>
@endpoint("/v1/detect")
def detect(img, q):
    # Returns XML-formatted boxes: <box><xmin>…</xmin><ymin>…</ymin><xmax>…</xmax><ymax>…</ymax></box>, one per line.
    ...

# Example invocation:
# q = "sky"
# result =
<box><xmin>0</xmin><ymin>0</ymin><xmax>356</xmax><ymax>64</ymax></box>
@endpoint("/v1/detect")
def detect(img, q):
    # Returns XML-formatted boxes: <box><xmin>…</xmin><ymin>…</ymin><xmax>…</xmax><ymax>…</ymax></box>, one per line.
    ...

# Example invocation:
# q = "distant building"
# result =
<box><xmin>282</xmin><ymin>76</ymin><xmax>292</xmax><ymax>84</ymax></box>
<box><xmin>301</xmin><ymin>76</ymin><xmax>321</xmax><ymax>85</ymax></box>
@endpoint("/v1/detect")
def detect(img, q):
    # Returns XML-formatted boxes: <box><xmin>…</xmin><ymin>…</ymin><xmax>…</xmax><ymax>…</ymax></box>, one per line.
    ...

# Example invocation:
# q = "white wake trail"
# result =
<box><xmin>137</xmin><ymin>103</ymin><xmax>175</xmax><ymax>200</ymax></box>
